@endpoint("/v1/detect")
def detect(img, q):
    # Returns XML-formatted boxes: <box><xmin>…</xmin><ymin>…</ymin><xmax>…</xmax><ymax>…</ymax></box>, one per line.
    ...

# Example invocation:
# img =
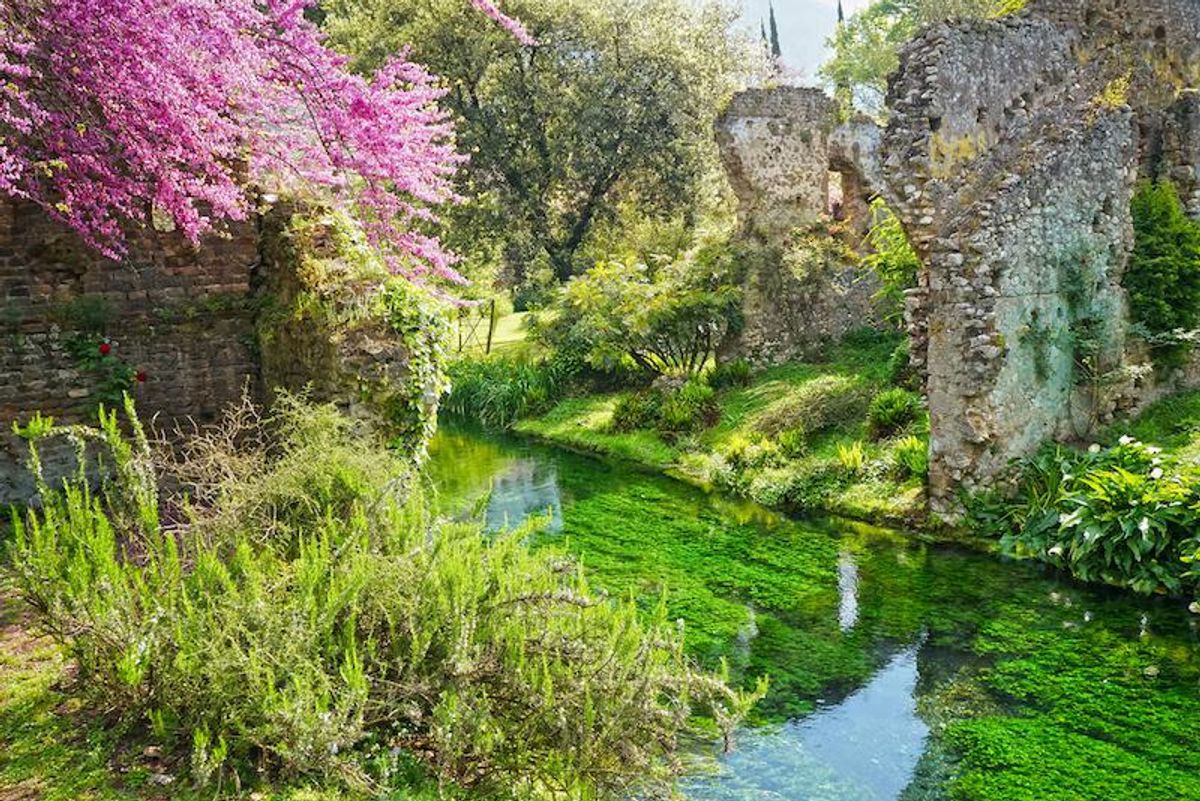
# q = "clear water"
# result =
<box><xmin>427</xmin><ymin>426</ymin><xmax>1200</xmax><ymax>801</ymax></box>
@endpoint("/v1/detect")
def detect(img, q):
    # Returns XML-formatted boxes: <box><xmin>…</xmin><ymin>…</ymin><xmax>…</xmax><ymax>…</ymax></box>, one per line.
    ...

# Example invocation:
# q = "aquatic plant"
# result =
<box><xmin>969</xmin><ymin>437</ymin><xmax>1200</xmax><ymax>596</ymax></box>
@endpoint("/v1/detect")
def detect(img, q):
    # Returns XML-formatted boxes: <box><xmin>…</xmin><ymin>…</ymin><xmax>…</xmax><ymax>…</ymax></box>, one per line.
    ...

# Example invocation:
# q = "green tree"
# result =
<box><xmin>768</xmin><ymin>2</ymin><xmax>781</xmax><ymax>58</ymax></box>
<box><xmin>327</xmin><ymin>0</ymin><xmax>755</xmax><ymax>283</ymax></box>
<box><xmin>820</xmin><ymin>0</ymin><xmax>1026</xmax><ymax>119</ymax></box>
<box><xmin>1127</xmin><ymin>180</ymin><xmax>1200</xmax><ymax>364</ymax></box>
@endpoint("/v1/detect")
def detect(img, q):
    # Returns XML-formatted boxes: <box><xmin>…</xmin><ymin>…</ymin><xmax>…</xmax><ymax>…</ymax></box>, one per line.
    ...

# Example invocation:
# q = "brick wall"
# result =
<box><xmin>0</xmin><ymin>199</ymin><xmax>261</xmax><ymax>502</ymax></box>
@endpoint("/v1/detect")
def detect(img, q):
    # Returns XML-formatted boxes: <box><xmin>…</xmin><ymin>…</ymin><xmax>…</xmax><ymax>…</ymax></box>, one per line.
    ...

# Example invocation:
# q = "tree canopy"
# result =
<box><xmin>0</xmin><ymin>0</ymin><xmax>527</xmax><ymax>282</ymax></box>
<box><xmin>327</xmin><ymin>0</ymin><xmax>755</xmax><ymax>284</ymax></box>
<box><xmin>821</xmin><ymin>0</ymin><xmax>1026</xmax><ymax>119</ymax></box>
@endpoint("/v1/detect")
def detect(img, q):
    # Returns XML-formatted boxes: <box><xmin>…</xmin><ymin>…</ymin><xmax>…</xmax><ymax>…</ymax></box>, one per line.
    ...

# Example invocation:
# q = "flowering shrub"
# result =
<box><xmin>64</xmin><ymin>334</ymin><xmax>140</xmax><ymax>409</ymax></box>
<box><xmin>969</xmin><ymin>436</ymin><xmax>1200</xmax><ymax>597</ymax></box>
<box><xmin>0</xmin><ymin>0</ymin><xmax>527</xmax><ymax>282</ymax></box>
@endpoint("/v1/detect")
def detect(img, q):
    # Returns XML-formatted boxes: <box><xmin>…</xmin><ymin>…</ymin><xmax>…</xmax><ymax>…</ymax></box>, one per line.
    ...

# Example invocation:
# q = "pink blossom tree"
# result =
<box><xmin>0</xmin><ymin>0</ymin><xmax>530</xmax><ymax>283</ymax></box>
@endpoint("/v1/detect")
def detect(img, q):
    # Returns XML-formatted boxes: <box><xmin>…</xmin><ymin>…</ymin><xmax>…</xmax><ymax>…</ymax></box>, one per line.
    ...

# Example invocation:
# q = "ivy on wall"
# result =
<box><xmin>257</xmin><ymin>208</ymin><xmax>450</xmax><ymax>462</ymax></box>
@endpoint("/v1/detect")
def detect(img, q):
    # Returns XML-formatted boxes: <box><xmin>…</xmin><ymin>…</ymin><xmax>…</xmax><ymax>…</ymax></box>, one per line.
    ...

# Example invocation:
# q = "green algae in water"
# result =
<box><xmin>428</xmin><ymin>427</ymin><xmax>1200</xmax><ymax>801</ymax></box>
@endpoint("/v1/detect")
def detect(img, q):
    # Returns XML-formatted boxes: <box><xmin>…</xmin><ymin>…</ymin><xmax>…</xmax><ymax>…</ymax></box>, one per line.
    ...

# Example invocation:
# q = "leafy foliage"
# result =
<box><xmin>5</xmin><ymin>396</ymin><xmax>760</xmax><ymax>797</ymax></box>
<box><xmin>444</xmin><ymin>354</ymin><xmax>573</xmax><ymax>429</ymax></box>
<box><xmin>708</xmin><ymin>358</ymin><xmax>754</xmax><ymax>390</ymax></box>
<box><xmin>328</xmin><ymin>0</ymin><xmax>755</xmax><ymax>281</ymax></box>
<box><xmin>0</xmin><ymin>0</ymin><xmax>509</xmax><ymax>282</ymax></box>
<box><xmin>968</xmin><ymin>437</ymin><xmax>1200</xmax><ymax>597</ymax></box>
<box><xmin>536</xmin><ymin>253</ymin><xmax>742</xmax><ymax>378</ymax></box>
<box><xmin>1126</xmin><ymin>180</ymin><xmax>1200</xmax><ymax>366</ymax></box>
<box><xmin>862</xmin><ymin>199</ymin><xmax>921</xmax><ymax>323</ymax></box>
<box><xmin>821</xmin><ymin>0</ymin><xmax>1027</xmax><ymax>119</ymax></box>
<box><xmin>866</xmin><ymin>388</ymin><xmax>922</xmax><ymax>439</ymax></box>
<box><xmin>612</xmin><ymin>377</ymin><xmax>719</xmax><ymax>439</ymax></box>
<box><xmin>892</xmin><ymin>435</ymin><xmax>929</xmax><ymax>479</ymax></box>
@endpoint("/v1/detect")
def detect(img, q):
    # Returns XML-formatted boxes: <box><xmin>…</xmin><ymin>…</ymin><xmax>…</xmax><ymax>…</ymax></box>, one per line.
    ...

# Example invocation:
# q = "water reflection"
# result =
<box><xmin>837</xmin><ymin>550</ymin><xmax>859</xmax><ymax>633</ymax></box>
<box><xmin>429</xmin><ymin>426</ymin><xmax>1200</xmax><ymax>801</ymax></box>
<box><xmin>686</xmin><ymin>646</ymin><xmax>927</xmax><ymax>801</ymax></box>
<box><xmin>485</xmin><ymin>458</ymin><xmax>563</xmax><ymax>532</ymax></box>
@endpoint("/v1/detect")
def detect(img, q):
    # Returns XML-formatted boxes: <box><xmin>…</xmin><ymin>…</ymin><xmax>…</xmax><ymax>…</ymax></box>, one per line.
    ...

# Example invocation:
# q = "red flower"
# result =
<box><xmin>135</xmin><ymin>371</ymin><xmax>147</xmax><ymax>383</ymax></box>
<box><xmin>98</xmin><ymin>342</ymin><xmax>111</xmax><ymax>356</ymax></box>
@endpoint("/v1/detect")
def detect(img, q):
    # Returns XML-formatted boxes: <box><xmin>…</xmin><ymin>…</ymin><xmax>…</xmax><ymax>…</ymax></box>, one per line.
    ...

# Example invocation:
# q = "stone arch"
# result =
<box><xmin>873</xmin><ymin>0</ymin><xmax>1200</xmax><ymax>512</ymax></box>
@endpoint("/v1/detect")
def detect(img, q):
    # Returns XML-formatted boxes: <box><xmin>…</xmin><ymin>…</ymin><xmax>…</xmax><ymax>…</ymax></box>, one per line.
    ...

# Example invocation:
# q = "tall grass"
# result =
<box><xmin>443</xmin><ymin>355</ymin><xmax>571</xmax><ymax>429</ymax></box>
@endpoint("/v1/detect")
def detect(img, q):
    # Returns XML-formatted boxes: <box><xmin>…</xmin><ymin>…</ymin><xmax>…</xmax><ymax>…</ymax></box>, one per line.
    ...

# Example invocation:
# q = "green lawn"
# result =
<box><xmin>515</xmin><ymin>334</ymin><xmax>928</xmax><ymax>524</ymax></box>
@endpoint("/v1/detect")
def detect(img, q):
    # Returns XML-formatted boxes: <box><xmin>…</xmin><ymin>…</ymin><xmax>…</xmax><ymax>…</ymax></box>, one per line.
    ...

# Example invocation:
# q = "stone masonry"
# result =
<box><xmin>1</xmin><ymin>200</ymin><xmax>441</xmax><ymax>504</ymax></box>
<box><xmin>716</xmin><ymin>87</ymin><xmax>884</xmax><ymax>365</ymax></box>
<box><xmin>0</xmin><ymin>199</ymin><xmax>261</xmax><ymax>502</ymax></box>
<box><xmin>873</xmin><ymin>0</ymin><xmax>1200</xmax><ymax>510</ymax></box>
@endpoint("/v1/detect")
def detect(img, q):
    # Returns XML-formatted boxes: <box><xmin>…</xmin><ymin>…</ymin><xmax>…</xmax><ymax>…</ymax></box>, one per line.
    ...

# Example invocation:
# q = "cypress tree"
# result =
<box><xmin>768</xmin><ymin>2</ymin><xmax>781</xmax><ymax>58</ymax></box>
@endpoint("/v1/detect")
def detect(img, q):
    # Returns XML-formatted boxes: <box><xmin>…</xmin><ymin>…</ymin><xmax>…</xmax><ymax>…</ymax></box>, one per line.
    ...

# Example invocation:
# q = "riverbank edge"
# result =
<box><xmin>499</xmin><ymin>421</ymin><xmax>995</xmax><ymax>551</ymax></box>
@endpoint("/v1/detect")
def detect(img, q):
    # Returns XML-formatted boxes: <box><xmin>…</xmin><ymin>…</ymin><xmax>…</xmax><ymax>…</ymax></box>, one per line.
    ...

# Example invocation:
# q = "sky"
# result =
<box><xmin>737</xmin><ymin>0</ymin><xmax>873</xmax><ymax>84</ymax></box>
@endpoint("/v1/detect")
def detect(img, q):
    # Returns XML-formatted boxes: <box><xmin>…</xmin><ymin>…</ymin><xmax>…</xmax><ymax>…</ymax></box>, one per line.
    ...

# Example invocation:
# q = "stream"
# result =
<box><xmin>427</xmin><ymin>425</ymin><xmax>1200</xmax><ymax>801</ymax></box>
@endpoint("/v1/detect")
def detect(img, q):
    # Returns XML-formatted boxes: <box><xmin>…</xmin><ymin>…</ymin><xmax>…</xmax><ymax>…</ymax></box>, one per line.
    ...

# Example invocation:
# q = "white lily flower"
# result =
<box><xmin>1119</xmin><ymin>435</ymin><xmax>1135</xmax><ymax>445</ymax></box>
<box><xmin>1048</xmin><ymin>544</ymin><xmax>1065</xmax><ymax>557</ymax></box>
<box><xmin>1150</xmin><ymin>467</ymin><xmax>1164</xmax><ymax>480</ymax></box>
<box><xmin>1088</xmin><ymin>443</ymin><xmax>1102</xmax><ymax>454</ymax></box>
<box><xmin>1138</xmin><ymin>517</ymin><xmax>1150</xmax><ymax>534</ymax></box>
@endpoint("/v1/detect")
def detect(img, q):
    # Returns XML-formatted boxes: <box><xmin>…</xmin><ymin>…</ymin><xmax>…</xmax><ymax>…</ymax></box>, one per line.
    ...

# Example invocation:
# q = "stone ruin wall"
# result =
<box><xmin>715</xmin><ymin>87</ymin><xmax>885</xmax><ymax>365</ymax></box>
<box><xmin>876</xmin><ymin>0</ymin><xmax>1200</xmax><ymax>510</ymax></box>
<box><xmin>0</xmin><ymin>199</ymin><xmax>261</xmax><ymax>503</ymax></box>
<box><xmin>0</xmin><ymin>201</ymin><xmax>438</xmax><ymax>504</ymax></box>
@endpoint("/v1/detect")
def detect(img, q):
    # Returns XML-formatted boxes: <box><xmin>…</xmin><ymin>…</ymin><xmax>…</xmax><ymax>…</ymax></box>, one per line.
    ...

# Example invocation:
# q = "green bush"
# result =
<box><xmin>6</xmin><ymin>397</ymin><xmax>761</xmax><ymax>797</ymax></box>
<box><xmin>892</xmin><ymin>435</ymin><xmax>928</xmax><ymax>480</ymax></box>
<box><xmin>444</xmin><ymin>354</ymin><xmax>573</xmax><ymax>429</ymax></box>
<box><xmin>862</xmin><ymin>200</ymin><xmax>921</xmax><ymax>323</ymax></box>
<box><xmin>968</xmin><ymin>437</ymin><xmax>1200</xmax><ymax>597</ymax></box>
<box><xmin>535</xmin><ymin>254</ymin><xmax>742</xmax><ymax>379</ymax></box>
<box><xmin>867</xmin><ymin>388</ymin><xmax>922</xmax><ymax>439</ymax></box>
<box><xmin>610</xmin><ymin>378</ymin><xmax>718</xmax><ymax>437</ymax></box>
<box><xmin>1127</xmin><ymin>180</ymin><xmax>1200</xmax><ymax>366</ymax></box>
<box><xmin>660</xmin><ymin>378</ymin><xmax>718</xmax><ymax>434</ymax></box>
<box><xmin>836</xmin><ymin>441</ymin><xmax>867</xmax><ymax>475</ymax></box>
<box><xmin>709</xmin><ymin>358</ymin><xmax>754</xmax><ymax>390</ymax></box>
<box><xmin>610</xmin><ymin>390</ymin><xmax>663</xmax><ymax>433</ymax></box>
<box><xmin>753</xmin><ymin>375</ymin><xmax>869</xmax><ymax>439</ymax></box>
<box><xmin>777</xmin><ymin>427</ymin><xmax>807</xmax><ymax>458</ymax></box>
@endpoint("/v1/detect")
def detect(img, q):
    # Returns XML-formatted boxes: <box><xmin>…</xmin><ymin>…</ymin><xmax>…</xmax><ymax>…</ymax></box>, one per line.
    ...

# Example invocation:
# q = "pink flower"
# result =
<box><xmin>0</xmin><ymin>0</ymin><xmax>529</xmax><ymax>285</ymax></box>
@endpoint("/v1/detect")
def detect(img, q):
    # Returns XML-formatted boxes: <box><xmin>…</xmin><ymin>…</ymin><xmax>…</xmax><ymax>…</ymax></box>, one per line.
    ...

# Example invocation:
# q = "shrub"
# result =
<box><xmin>753</xmin><ymin>375</ymin><xmax>869</xmax><ymax>438</ymax></box>
<box><xmin>6</xmin><ymin>397</ymin><xmax>762</xmax><ymax>796</ymax></box>
<box><xmin>535</xmin><ymin>255</ymin><xmax>742</xmax><ymax>379</ymax></box>
<box><xmin>610</xmin><ymin>390</ymin><xmax>663</xmax><ymax>432</ymax></box>
<box><xmin>659</xmin><ymin>378</ymin><xmax>718</xmax><ymax>434</ymax></box>
<box><xmin>720</xmin><ymin>433</ymin><xmax>784</xmax><ymax>472</ymax></box>
<box><xmin>892</xmin><ymin>435</ymin><xmax>928</xmax><ymax>480</ymax></box>
<box><xmin>968</xmin><ymin>437</ymin><xmax>1200</xmax><ymax>597</ymax></box>
<box><xmin>709</xmin><ymin>358</ymin><xmax>753</xmax><ymax>390</ymax></box>
<box><xmin>867</xmin><ymin>388</ymin><xmax>922</xmax><ymax>439</ymax></box>
<box><xmin>611</xmin><ymin>378</ymin><xmax>719</xmax><ymax>437</ymax></box>
<box><xmin>862</xmin><ymin>200</ymin><xmax>922</xmax><ymax>324</ymax></box>
<box><xmin>444</xmin><ymin>354</ymin><xmax>572</xmax><ymax>429</ymax></box>
<box><xmin>777</xmin><ymin>427</ymin><xmax>807</xmax><ymax>458</ymax></box>
<box><xmin>1127</xmin><ymin>180</ymin><xmax>1200</xmax><ymax>366</ymax></box>
<box><xmin>836</xmin><ymin>441</ymin><xmax>867</xmax><ymax>475</ymax></box>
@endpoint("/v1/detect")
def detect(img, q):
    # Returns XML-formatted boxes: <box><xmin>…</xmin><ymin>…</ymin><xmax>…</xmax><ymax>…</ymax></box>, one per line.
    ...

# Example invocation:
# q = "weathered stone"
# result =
<box><xmin>715</xmin><ymin>87</ymin><xmax>885</xmax><ymax>365</ymax></box>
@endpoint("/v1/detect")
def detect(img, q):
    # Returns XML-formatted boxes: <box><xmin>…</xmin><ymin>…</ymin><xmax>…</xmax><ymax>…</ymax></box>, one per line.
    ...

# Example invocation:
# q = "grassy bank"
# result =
<box><xmin>511</xmin><ymin>333</ymin><xmax>928</xmax><ymax>525</ymax></box>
